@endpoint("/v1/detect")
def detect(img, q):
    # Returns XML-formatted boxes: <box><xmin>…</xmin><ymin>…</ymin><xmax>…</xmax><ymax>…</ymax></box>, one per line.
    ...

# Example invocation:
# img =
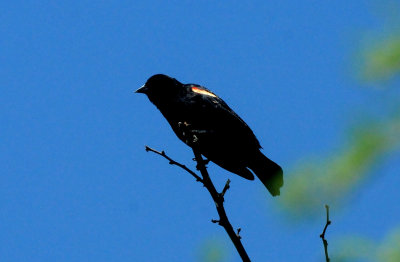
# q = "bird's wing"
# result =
<box><xmin>185</xmin><ymin>84</ymin><xmax>261</xmax><ymax>149</ymax></box>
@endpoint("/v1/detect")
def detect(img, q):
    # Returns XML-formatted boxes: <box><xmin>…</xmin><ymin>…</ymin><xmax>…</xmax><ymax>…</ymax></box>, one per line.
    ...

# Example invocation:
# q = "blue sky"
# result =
<box><xmin>1</xmin><ymin>1</ymin><xmax>399</xmax><ymax>261</ymax></box>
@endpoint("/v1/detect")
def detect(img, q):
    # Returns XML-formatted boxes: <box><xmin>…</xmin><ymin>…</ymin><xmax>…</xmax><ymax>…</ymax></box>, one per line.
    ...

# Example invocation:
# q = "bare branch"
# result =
<box><xmin>192</xmin><ymin>149</ymin><xmax>251</xmax><ymax>262</ymax></box>
<box><xmin>144</xmin><ymin>145</ymin><xmax>251</xmax><ymax>261</ymax></box>
<box><xmin>320</xmin><ymin>204</ymin><xmax>331</xmax><ymax>262</ymax></box>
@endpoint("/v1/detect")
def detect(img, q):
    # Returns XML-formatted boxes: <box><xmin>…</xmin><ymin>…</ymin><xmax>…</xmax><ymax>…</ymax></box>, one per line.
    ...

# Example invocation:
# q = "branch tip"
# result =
<box><xmin>221</xmin><ymin>179</ymin><xmax>231</xmax><ymax>197</ymax></box>
<box><xmin>236</xmin><ymin>228</ymin><xmax>242</xmax><ymax>239</ymax></box>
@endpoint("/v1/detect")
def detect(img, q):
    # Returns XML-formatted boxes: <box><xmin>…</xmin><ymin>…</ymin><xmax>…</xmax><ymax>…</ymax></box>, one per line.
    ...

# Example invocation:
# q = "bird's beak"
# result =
<box><xmin>135</xmin><ymin>84</ymin><xmax>148</xmax><ymax>94</ymax></box>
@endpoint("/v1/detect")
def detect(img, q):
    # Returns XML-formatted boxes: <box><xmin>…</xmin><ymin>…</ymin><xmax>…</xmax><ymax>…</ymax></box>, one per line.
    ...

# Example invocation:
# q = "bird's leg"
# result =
<box><xmin>178</xmin><ymin>121</ymin><xmax>205</xmax><ymax>146</ymax></box>
<box><xmin>178</xmin><ymin>121</ymin><xmax>192</xmax><ymax>145</ymax></box>
<box><xmin>178</xmin><ymin>121</ymin><xmax>210</xmax><ymax>169</ymax></box>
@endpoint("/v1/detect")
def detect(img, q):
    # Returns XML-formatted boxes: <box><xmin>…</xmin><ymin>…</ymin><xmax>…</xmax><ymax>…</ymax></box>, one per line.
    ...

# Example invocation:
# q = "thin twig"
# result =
<box><xmin>220</xmin><ymin>179</ymin><xmax>231</xmax><ymax>198</ymax></box>
<box><xmin>145</xmin><ymin>146</ymin><xmax>203</xmax><ymax>182</ymax></box>
<box><xmin>320</xmin><ymin>204</ymin><xmax>331</xmax><ymax>262</ymax></box>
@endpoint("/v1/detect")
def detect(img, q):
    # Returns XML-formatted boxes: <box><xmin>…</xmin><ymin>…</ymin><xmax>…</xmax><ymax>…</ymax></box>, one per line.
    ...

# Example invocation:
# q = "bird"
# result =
<box><xmin>136</xmin><ymin>74</ymin><xmax>283</xmax><ymax>196</ymax></box>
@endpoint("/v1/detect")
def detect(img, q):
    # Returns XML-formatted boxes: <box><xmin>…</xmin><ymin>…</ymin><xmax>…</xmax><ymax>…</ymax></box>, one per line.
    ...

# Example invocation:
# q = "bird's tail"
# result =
<box><xmin>248</xmin><ymin>151</ymin><xmax>283</xmax><ymax>196</ymax></box>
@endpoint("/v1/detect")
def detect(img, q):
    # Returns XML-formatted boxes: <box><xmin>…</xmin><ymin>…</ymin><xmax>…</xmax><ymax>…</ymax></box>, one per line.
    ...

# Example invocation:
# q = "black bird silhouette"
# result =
<box><xmin>136</xmin><ymin>74</ymin><xmax>283</xmax><ymax>196</ymax></box>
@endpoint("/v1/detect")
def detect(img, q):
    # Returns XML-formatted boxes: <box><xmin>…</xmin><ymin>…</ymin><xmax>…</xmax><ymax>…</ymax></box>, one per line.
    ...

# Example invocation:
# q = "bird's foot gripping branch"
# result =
<box><xmin>144</xmin><ymin>145</ymin><xmax>251</xmax><ymax>262</ymax></box>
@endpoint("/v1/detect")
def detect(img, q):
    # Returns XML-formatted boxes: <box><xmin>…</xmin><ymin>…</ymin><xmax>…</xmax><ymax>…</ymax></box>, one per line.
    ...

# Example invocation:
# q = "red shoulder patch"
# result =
<box><xmin>191</xmin><ymin>87</ymin><xmax>217</xmax><ymax>98</ymax></box>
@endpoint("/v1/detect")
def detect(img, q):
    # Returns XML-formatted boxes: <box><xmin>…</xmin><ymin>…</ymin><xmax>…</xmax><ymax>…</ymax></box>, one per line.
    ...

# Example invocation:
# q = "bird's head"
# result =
<box><xmin>136</xmin><ymin>74</ymin><xmax>182</xmax><ymax>104</ymax></box>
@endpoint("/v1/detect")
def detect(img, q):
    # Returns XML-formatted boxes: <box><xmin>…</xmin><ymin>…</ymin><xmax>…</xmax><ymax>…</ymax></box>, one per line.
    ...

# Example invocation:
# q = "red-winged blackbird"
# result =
<box><xmin>136</xmin><ymin>74</ymin><xmax>283</xmax><ymax>196</ymax></box>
